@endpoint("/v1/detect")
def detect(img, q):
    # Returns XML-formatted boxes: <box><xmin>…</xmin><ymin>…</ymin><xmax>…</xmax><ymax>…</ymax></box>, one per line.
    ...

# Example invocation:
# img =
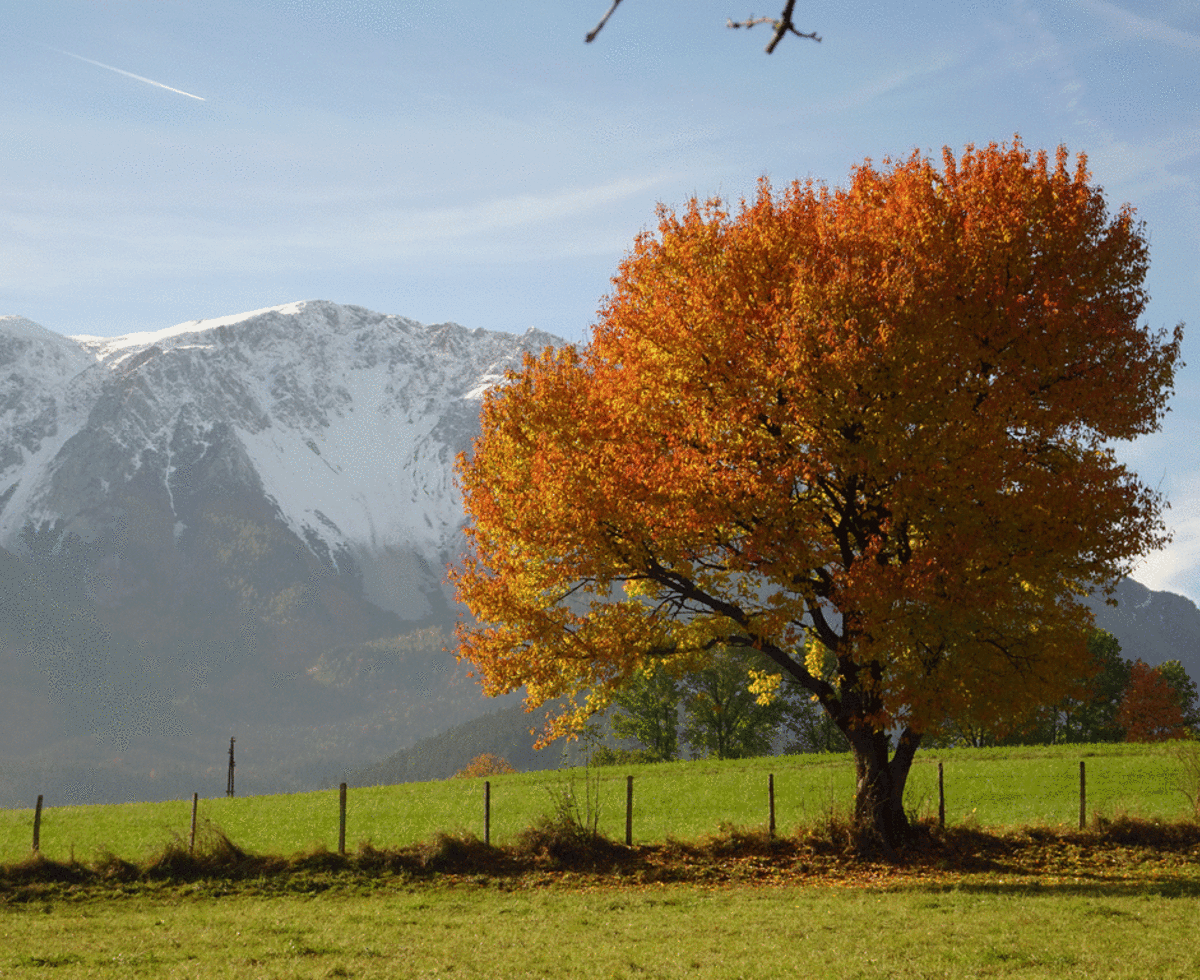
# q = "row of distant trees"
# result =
<box><xmin>596</xmin><ymin>631</ymin><xmax>1200</xmax><ymax>763</ymax></box>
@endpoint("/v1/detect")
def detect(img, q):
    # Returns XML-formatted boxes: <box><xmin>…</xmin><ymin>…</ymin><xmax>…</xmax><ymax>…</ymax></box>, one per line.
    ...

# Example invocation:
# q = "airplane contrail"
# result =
<box><xmin>51</xmin><ymin>47</ymin><xmax>206</xmax><ymax>101</ymax></box>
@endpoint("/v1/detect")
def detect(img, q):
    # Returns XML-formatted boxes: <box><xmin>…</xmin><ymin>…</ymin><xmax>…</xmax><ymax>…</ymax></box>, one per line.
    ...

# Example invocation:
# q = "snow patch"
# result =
<box><xmin>71</xmin><ymin>300</ymin><xmax>312</xmax><ymax>355</ymax></box>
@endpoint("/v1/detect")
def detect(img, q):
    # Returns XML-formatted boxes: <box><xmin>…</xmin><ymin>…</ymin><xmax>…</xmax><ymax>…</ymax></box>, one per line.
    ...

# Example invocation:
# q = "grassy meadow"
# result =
<box><xmin>1</xmin><ymin>741</ymin><xmax>1194</xmax><ymax>864</ymax></box>
<box><xmin>3</xmin><ymin>879</ymin><xmax>1200</xmax><ymax>979</ymax></box>
<box><xmin>2</xmin><ymin>742</ymin><xmax>1199</xmax><ymax>980</ymax></box>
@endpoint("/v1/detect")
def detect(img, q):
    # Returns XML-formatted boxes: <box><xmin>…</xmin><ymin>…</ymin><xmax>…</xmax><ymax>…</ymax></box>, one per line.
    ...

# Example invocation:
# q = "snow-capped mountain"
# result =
<box><xmin>0</xmin><ymin>301</ymin><xmax>562</xmax><ymax>806</ymax></box>
<box><xmin>0</xmin><ymin>300</ymin><xmax>560</xmax><ymax>619</ymax></box>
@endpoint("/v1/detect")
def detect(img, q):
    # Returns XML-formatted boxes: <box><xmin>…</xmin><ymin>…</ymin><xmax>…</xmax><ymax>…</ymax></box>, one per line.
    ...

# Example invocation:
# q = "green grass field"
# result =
<box><xmin>1</xmin><ymin>741</ymin><xmax>1194</xmax><ymax>864</ymax></box>
<box><xmin>2</xmin><ymin>743</ymin><xmax>1199</xmax><ymax>980</ymax></box>
<box><xmin>2</xmin><ymin>878</ymin><xmax>1199</xmax><ymax>979</ymax></box>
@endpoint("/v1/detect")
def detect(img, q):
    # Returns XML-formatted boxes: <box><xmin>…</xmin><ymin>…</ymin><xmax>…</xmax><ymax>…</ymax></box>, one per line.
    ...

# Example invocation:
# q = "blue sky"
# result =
<box><xmin>2</xmin><ymin>0</ymin><xmax>1197</xmax><ymax>599</ymax></box>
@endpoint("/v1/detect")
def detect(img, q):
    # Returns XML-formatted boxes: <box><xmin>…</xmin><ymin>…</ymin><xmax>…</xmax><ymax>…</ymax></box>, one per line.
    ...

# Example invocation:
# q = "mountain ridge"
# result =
<box><xmin>0</xmin><ymin>301</ymin><xmax>560</xmax><ymax>806</ymax></box>
<box><xmin>0</xmin><ymin>301</ymin><xmax>561</xmax><ymax>618</ymax></box>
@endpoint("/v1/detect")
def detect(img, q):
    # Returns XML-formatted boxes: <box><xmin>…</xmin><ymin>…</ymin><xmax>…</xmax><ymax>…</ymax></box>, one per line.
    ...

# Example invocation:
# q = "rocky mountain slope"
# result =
<box><xmin>1088</xmin><ymin>578</ymin><xmax>1200</xmax><ymax>687</ymax></box>
<box><xmin>0</xmin><ymin>301</ymin><xmax>560</xmax><ymax>806</ymax></box>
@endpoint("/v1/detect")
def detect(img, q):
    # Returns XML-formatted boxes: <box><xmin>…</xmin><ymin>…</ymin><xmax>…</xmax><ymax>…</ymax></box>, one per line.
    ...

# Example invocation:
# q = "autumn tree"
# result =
<box><xmin>452</xmin><ymin>139</ymin><xmax>1183</xmax><ymax>851</ymax></box>
<box><xmin>1119</xmin><ymin>660</ymin><xmax>1189</xmax><ymax>742</ymax></box>
<box><xmin>453</xmin><ymin>753</ymin><xmax>518</xmax><ymax>778</ymax></box>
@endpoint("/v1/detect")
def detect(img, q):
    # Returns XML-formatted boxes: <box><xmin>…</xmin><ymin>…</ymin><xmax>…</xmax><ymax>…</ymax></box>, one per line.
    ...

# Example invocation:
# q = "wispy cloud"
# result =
<box><xmin>1070</xmin><ymin>0</ymin><xmax>1200</xmax><ymax>51</ymax></box>
<box><xmin>819</xmin><ymin>51</ymin><xmax>962</xmax><ymax>117</ymax></box>
<box><xmin>390</xmin><ymin>175</ymin><xmax>667</xmax><ymax>240</ymax></box>
<box><xmin>50</xmin><ymin>47</ymin><xmax>205</xmax><ymax>101</ymax></box>
<box><xmin>354</xmin><ymin>174</ymin><xmax>672</xmax><ymax>259</ymax></box>
<box><xmin>0</xmin><ymin>169</ymin><xmax>673</xmax><ymax>283</ymax></box>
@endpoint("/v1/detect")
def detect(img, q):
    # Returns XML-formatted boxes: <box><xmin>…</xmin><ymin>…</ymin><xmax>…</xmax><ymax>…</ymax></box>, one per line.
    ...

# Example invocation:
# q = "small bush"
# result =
<box><xmin>513</xmin><ymin>815</ymin><xmax>628</xmax><ymax>871</ymax></box>
<box><xmin>1093</xmin><ymin>814</ymin><xmax>1200</xmax><ymax>850</ymax></box>
<box><xmin>700</xmin><ymin>822</ymin><xmax>785</xmax><ymax>859</ymax></box>
<box><xmin>453</xmin><ymin>754</ymin><xmax>518</xmax><ymax>778</ymax></box>
<box><xmin>0</xmin><ymin>852</ymin><xmax>88</xmax><ymax>887</ymax></box>
<box><xmin>93</xmin><ymin>851</ymin><xmax>140</xmax><ymax>882</ymax></box>
<box><xmin>351</xmin><ymin>841</ymin><xmax>425</xmax><ymax>876</ymax></box>
<box><xmin>1170</xmin><ymin>737</ymin><xmax>1200</xmax><ymax>820</ymax></box>
<box><xmin>286</xmin><ymin>842</ymin><xmax>350</xmax><ymax>875</ymax></box>
<box><xmin>143</xmin><ymin>823</ymin><xmax>251</xmax><ymax>880</ymax></box>
<box><xmin>417</xmin><ymin>831</ymin><xmax>498</xmax><ymax>873</ymax></box>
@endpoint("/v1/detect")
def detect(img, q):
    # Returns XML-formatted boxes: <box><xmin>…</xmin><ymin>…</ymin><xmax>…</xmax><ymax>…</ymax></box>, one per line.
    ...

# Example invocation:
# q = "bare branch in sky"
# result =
<box><xmin>585</xmin><ymin>0</ymin><xmax>626</xmax><ymax>44</ymax></box>
<box><xmin>728</xmin><ymin>1</ymin><xmax>822</xmax><ymax>53</ymax></box>
<box><xmin>587</xmin><ymin>0</ymin><xmax>820</xmax><ymax>53</ymax></box>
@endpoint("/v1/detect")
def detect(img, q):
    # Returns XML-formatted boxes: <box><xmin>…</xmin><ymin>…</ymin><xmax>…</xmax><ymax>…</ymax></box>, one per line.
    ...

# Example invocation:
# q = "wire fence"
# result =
<box><xmin>14</xmin><ymin>751</ymin><xmax>1198</xmax><ymax>862</ymax></box>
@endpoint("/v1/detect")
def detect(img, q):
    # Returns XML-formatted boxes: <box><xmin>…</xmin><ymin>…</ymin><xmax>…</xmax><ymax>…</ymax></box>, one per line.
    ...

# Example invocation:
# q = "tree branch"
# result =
<box><xmin>588</xmin><ymin>0</ymin><xmax>820</xmax><ymax>53</ymax></box>
<box><xmin>728</xmin><ymin>0</ymin><xmax>822</xmax><ymax>53</ymax></box>
<box><xmin>586</xmin><ymin>0</ymin><xmax>625</xmax><ymax>43</ymax></box>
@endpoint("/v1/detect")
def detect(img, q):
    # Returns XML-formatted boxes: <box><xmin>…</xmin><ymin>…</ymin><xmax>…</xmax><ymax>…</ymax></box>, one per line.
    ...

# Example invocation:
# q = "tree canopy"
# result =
<box><xmin>452</xmin><ymin>138</ymin><xmax>1184</xmax><ymax>850</ymax></box>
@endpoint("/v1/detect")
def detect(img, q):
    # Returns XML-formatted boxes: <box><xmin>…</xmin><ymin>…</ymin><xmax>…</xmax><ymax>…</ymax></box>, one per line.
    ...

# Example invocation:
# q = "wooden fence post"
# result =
<box><xmin>227</xmin><ymin>737</ymin><xmax>236</xmax><ymax>798</ymax></box>
<box><xmin>338</xmin><ymin>782</ymin><xmax>347</xmax><ymax>855</ymax></box>
<box><xmin>938</xmin><ymin>762</ymin><xmax>945</xmax><ymax>829</ymax></box>
<box><xmin>1079</xmin><ymin>760</ymin><xmax>1086</xmax><ymax>830</ymax></box>
<box><xmin>484</xmin><ymin>780</ymin><xmax>491</xmax><ymax>846</ymax></box>
<box><xmin>32</xmin><ymin>795</ymin><xmax>43</xmax><ymax>853</ymax></box>
<box><xmin>625</xmin><ymin>775</ymin><xmax>633</xmax><ymax>846</ymax></box>
<box><xmin>189</xmin><ymin>792</ymin><xmax>199</xmax><ymax>855</ymax></box>
<box><xmin>768</xmin><ymin>773</ymin><xmax>776</xmax><ymax>836</ymax></box>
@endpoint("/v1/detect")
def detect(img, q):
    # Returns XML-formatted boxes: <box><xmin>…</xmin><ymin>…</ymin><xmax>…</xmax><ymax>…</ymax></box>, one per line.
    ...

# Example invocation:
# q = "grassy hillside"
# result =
<box><xmin>2</xmin><ymin>741</ymin><xmax>1194</xmax><ymax>864</ymax></box>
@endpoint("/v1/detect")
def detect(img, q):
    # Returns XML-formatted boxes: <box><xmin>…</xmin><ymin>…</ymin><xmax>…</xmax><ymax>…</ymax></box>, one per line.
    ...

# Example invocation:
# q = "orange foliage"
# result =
<box><xmin>453</xmin><ymin>753</ymin><xmax>518</xmax><ymax>778</ymax></box>
<box><xmin>451</xmin><ymin>138</ymin><xmax>1182</xmax><ymax>786</ymax></box>
<box><xmin>1119</xmin><ymin>660</ymin><xmax>1188</xmax><ymax>742</ymax></box>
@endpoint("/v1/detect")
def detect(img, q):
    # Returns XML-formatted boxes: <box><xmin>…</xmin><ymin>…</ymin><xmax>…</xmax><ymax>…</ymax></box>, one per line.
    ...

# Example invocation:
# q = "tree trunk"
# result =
<box><xmin>846</xmin><ymin>726</ymin><xmax>922</xmax><ymax>854</ymax></box>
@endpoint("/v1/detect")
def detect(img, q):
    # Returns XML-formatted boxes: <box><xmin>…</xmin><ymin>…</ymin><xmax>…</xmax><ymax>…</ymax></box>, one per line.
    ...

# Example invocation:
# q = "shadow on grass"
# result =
<box><xmin>3</xmin><ymin>813</ymin><xmax>1197</xmax><ymax>899</ymax></box>
<box><xmin>889</xmin><ymin>877</ymin><xmax>1200</xmax><ymax>898</ymax></box>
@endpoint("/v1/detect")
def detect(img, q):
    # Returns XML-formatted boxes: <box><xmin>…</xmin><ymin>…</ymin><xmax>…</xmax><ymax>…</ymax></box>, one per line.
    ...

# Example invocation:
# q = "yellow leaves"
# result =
<box><xmin>622</xmin><ymin>578</ymin><xmax>656</xmax><ymax>598</ymax></box>
<box><xmin>747</xmin><ymin>669</ymin><xmax>782</xmax><ymax>706</ymax></box>
<box><xmin>804</xmin><ymin>637</ymin><xmax>834</xmax><ymax>685</ymax></box>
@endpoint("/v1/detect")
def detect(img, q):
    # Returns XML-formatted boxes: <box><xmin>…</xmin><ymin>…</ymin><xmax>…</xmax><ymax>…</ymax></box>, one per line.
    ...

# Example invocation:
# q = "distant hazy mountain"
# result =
<box><xmin>0</xmin><ymin>301</ymin><xmax>559</xmax><ymax>806</ymax></box>
<box><xmin>351</xmin><ymin>699</ymin><xmax>575</xmax><ymax>786</ymax></box>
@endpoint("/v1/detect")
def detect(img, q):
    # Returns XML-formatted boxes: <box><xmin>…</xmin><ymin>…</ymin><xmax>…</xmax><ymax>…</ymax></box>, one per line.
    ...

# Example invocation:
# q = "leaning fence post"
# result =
<box><xmin>938</xmin><ymin>762</ymin><xmax>945</xmax><ymax>829</ymax></box>
<box><xmin>625</xmin><ymin>775</ymin><xmax>633</xmax><ymax>846</ymax></box>
<box><xmin>1079</xmin><ymin>760</ymin><xmax>1086</xmax><ymax>830</ymax></box>
<box><xmin>768</xmin><ymin>773</ymin><xmax>776</xmax><ymax>836</ymax></box>
<box><xmin>338</xmin><ymin>782</ymin><xmax>347</xmax><ymax>855</ymax></box>
<box><xmin>484</xmin><ymin>780</ymin><xmax>491</xmax><ymax>846</ymax></box>
<box><xmin>32</xmin><ymin>795</ymin><xmax>43</xmax><ymax>853</ymax></box>
<box><xmin>189</xmin><ymin>792</ymin><xmax>199</xmax><ymax>855</ymax></box>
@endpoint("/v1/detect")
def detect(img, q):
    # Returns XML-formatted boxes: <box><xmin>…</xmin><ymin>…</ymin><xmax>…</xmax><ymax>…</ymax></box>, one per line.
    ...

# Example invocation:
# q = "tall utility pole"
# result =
<box><xmin>226</xmin><ymin>737</ymin><xmax>236</xmax><ymax>798</ymax></box>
